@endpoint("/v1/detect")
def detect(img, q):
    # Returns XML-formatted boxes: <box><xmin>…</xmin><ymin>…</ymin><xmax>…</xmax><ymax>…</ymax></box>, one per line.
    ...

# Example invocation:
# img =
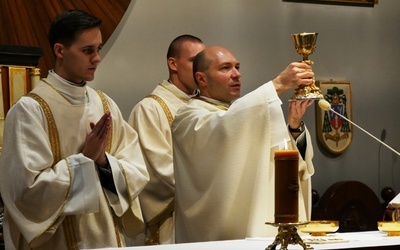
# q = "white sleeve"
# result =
<box><xmin>264</xmin><ymin>81</ymin><xmax>291</xmax><ymax>149</ymax></box>
<box><xmin>63</xmin><ymin>153</ymin><xmax>99</xmax><ymax>215</ymax></box>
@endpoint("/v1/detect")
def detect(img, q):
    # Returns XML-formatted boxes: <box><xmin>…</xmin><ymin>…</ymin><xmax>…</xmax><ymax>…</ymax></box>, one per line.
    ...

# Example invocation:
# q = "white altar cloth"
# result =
<box><xmin>88</xmin><ymin>231</ymin><xmax>400</xmax><ymax>249</ymax></box>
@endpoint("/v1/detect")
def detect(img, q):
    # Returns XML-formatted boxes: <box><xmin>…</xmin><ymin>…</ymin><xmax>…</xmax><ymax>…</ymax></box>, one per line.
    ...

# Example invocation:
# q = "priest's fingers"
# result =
<box><xmin>274</xmin><ymin>62</ymin><xmax>314</xmax><ymax>90</ymax></box>
<box><xmin>289</xmin><ymin>100</ymin><xmax>314</xmax><ymax>121</ymax></box>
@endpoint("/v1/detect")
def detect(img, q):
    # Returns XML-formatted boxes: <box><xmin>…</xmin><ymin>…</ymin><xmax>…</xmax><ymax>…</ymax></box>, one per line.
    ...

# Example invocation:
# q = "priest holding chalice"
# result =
<box><xmin>172</xmin><ymin>43</ymin><xmax>316</xmax><ymax>245</ymax></box>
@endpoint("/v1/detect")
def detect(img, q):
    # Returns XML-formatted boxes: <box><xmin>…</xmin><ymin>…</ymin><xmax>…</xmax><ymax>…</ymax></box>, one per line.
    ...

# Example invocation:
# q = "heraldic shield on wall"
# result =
<box><xmin>316</xmin><ymin>80</ymin><xmax>353</xmax><ymax>155</ymax></box>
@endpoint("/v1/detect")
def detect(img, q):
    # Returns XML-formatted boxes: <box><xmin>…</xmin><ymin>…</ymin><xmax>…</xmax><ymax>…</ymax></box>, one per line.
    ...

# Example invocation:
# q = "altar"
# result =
<box><xmin>88</xmin><ymin>231</ymin><xmax>400</xmax><ymax>250</ymax></box>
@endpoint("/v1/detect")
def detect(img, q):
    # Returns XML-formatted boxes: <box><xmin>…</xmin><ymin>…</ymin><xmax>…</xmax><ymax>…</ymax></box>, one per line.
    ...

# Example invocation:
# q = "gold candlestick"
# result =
<box><xmin>291</xmin><ymin>32</ymin><xmax>323</xmax><ymax>100</ymax></box>
<box><xmin>265</xmin><ymin>222</ymin><xmax>313</xmax><ymax>250</ymax></box>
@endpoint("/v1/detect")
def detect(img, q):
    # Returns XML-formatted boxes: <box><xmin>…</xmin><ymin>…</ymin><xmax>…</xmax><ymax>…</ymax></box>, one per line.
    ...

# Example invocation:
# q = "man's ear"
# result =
<box><xmin>54</xmin><ymin>43</ymin><xmax>64</xmax><ymax>58</ymax></box>
<box><xmin>195</xmin><ymin>72</ymin><xmax>206</xmax><ymax>88</ymax></box>
<box><xmin>167</xmin><ymin>57</ymin><xmax>177</xmax><ymax>71</ymax></box>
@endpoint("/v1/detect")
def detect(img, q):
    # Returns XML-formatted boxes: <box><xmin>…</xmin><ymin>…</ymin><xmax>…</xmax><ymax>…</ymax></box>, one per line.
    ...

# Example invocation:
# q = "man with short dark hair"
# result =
<box><xmin>0</xmin><ymin>9</ymin><xmax>149</xmax><ymax>249</ymax></box>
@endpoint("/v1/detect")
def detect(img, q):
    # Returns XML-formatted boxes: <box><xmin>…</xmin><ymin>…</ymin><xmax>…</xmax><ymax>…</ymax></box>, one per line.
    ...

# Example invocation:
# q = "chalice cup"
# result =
<box><xmin>291</xmin><ymin>32</ymin><xmax>323</xmax><ymax>100</ymax></box>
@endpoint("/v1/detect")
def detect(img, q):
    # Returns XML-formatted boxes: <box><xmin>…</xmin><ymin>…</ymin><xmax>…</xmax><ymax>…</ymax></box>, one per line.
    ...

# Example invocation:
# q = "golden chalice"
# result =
<box><xmin>291</xmin><ymin>32</ymin><xmax>323</xmax><ymax>100</ymax></box>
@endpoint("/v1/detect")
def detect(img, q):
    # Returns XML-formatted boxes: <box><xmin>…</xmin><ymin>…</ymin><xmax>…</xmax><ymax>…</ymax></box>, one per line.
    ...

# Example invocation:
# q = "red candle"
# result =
<box><xmin>274</xmin><ymin>150</ymin><xmax>299</xmax><ymax>223</ymax></box>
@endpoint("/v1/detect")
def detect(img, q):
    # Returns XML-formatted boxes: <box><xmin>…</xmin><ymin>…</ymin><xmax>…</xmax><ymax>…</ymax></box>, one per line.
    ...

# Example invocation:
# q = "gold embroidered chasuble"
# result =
<box><xmin>0</xmin><ymin>74</ymin><xmax>148</xmax><ymax>249</ymax></box>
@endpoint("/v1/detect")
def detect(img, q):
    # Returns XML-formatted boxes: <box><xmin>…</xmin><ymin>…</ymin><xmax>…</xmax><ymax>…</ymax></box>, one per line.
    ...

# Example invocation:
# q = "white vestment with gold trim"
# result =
<box><xmin>0</xmin><ymin>73</ymin><xmax>149</xmax><ymax>249</ymax></box>
<box><xmin>129</xmin><ymin>80</ymin><xmax>191</xmax><ymax>244</ymax></box>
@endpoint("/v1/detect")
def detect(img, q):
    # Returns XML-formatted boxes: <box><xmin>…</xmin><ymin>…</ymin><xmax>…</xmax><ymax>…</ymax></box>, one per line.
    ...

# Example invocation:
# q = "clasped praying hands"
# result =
<box><xmin>81</xmin><ymin>112</ymin><xmax>112</xmax><ymax>168</ymax></box>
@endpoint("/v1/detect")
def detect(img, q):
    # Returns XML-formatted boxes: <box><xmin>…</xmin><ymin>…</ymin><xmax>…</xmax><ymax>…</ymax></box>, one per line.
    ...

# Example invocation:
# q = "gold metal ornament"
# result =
<box><xmin>265</xmin><ymin>222</ymin><xmax>313</xmax><ymax>250</ymax></box>
<box><xmin>291</xmin><ymin>32</ymin><xmax>323</xmax><ymax>100</ymax></box>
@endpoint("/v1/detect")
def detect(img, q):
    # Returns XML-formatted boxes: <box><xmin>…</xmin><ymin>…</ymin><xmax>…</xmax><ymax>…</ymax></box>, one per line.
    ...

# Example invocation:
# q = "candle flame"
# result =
<box><xmin>284</xmin><ymin>139</ymin><xmax>288</xmax><ymax>150</ymax></box>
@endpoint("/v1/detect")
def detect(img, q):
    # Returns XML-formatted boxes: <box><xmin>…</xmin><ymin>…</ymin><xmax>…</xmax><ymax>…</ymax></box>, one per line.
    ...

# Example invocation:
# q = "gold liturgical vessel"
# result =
<box><xmin>291</xmin><ymin>32</ymin><xmax>323</xmax><ymax>100</ymax></box>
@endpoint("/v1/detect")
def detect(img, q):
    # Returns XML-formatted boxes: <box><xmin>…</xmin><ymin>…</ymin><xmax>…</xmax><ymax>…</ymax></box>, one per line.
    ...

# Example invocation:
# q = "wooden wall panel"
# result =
<box><xmin>0</xmin><ymin>0</ymin><xmax>131</xmax><ymax>78</ymax></box>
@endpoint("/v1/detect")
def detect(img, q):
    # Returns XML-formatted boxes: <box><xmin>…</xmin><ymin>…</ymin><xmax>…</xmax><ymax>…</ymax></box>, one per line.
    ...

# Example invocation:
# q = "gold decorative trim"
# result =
<box><xmin>113</xmin><ymin>216</ymin><xmax>123</xmax><ymax>247</ymax></box>
<box><xmin>95</xmin><ymin>89</ymin><xmax>112</xmax><ymax>152</ymax></box>
<box><xmin>146</xmin><ymin>199</ymin><xmax>175</xmax><ymax>227</ymax></box>
<box><xmin>30</xmin><ymin>67</ymin><xmax>41</xmax><ymax>89</ymax></box>
<box><xmin>63</xmin><ymin>216</ymin><xmax>78</xmax><ymax>250</ymax></box>
<box><xmin>30</xmin><ymin>67</ymin><xmax>41</xmax><ymax>76</ymax></box>
<box><xmin>27</xmin><ymin>88</ymin><xmax>120</xmax><ymax>247</ymax></box>
<box><xmin>143</xmin><ymin>93</ymin><xmax>175</xmax><ymax>244</ymax></box>
<box><xmin>146</xmin><ymin>94</ymin><xmax>173</xmax><ymax>127</ymax></box>
<box><xmin>159</xmin><ymin>83</ymin><xmax>189</xmax><ymax>104</ymax></box>
<box><xmin>115</xmin><ymin>161</ymin><xmax>127</xmax><ymax>247</ymax></box>
<box><xmin>145</xmin><ymin>199</ymin><xmax>175</xmax><ymax>245</ymax></box>
<box><xmin>95</xmin><ymin>89</ymin><xmax>123</xmax><ymax>246</ymax></box>
<box><xmin>9</xmin><ymin>67</ymin><xmax>27</xmax><ymax>105</ymax></box>
<box><xmin>26</xmin><ymin>92</ymin><xmax>77</xmax><ymax>249</ymax></box>
<box><xmin>26</xmin><ymin>93</ymin><xmax>61</xmax><ymax>164</ymax></box>
<box><xmin>195</xmin><ymin>96</ymin><xmax>229</xmax><ymax>111</ymax></box>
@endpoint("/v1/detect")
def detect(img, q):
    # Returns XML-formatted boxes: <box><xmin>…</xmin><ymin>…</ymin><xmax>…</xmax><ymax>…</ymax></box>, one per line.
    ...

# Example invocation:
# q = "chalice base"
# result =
<box><xmin>265</xmin><ymin>222</ymin><xmax>313</xmax><ymax>250</ymax></box>
<box><xmin>290</xmin><ymin>84</ymin><xmax>323</xmax><ymax>101</ymax></box>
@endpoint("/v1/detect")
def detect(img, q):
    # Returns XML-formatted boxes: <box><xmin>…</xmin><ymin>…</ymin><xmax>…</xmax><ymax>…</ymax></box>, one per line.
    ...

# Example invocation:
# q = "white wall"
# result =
<box><xmin>92</xmin><ymin>0</ymin><xmax>400</xmax><ymax>201</ymax></box>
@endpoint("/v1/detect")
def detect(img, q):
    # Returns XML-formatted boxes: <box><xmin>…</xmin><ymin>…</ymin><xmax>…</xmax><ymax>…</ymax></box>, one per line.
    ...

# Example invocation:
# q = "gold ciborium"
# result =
<box><xmin>291</xmin><ymin>32</ymin><xmax>323</xmax><ymax>100</ymax></box>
